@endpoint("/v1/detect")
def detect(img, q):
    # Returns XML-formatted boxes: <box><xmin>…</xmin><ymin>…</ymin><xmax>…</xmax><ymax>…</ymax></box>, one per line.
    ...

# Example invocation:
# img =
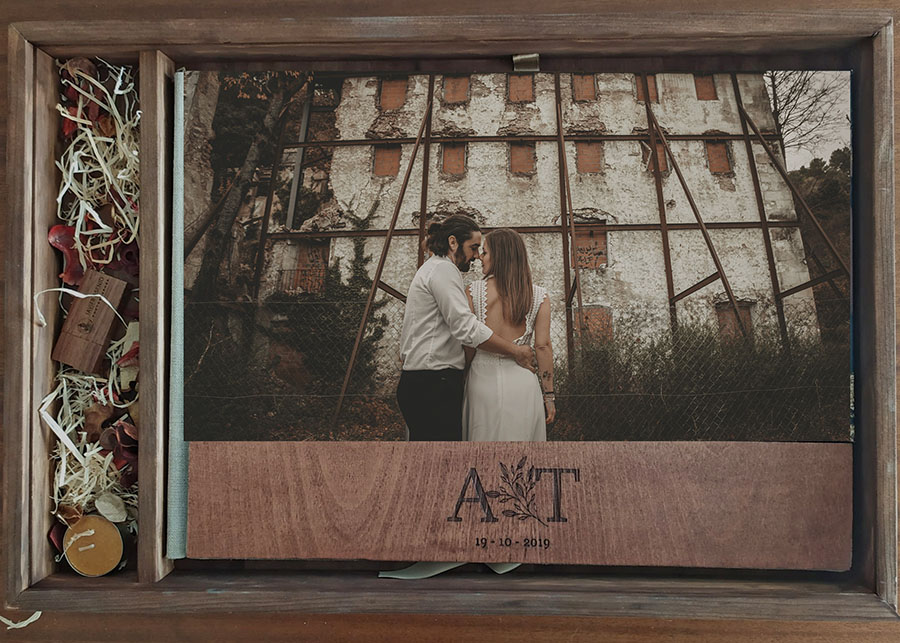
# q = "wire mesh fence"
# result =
<box><xmin>182</xmin><ymin>286</ymin><xmax>851</xmax><ymax>442</ymax></box>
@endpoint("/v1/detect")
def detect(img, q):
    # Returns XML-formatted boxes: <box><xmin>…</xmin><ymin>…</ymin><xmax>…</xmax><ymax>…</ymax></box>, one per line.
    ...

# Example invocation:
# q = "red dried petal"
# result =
<box><xmin>119</xmin><ymin>466</ymin><xmax>138</xmax><ymax>488</ymax></box>
<box><xmin>112</xmin><ymin>452</ymin><xmax>129</xmax><ymax>470</ymax></box>
<box><xmin>114</xmin><ymin>442</ymin><xmax>138</xmax><ymax>465</ymax></box>
<box><xmin>62</xmin><ymin>105</ymin><xmax>79</xmax><ymax>138</ymax></box>
<box><xmin>116</xmin><ymin>343</ymin><xmax>139</xmax><ymax>368</ymax></box>
<box><xmin>99</xmin><ymin>426</ymin><xmax>118</xmax><ymax>451</ymax></box>
<box><xmin>48</xmin><ymin>224</ymin><xmax>84</xmax><ymax>286</ymax></box>
<box><xmin>115</xmin><ymin>422</ymin><xmax>138</xmax><ymax>449</ymax></box>
<box><xmin>48</xmin><ymin>521</ymin><xmax>67</xmax><ymax>553</ymax></box>
<box><xmin>87</xmin><ymin>99</ymin><xmax>100</xmax><ymax>123</ymax></box>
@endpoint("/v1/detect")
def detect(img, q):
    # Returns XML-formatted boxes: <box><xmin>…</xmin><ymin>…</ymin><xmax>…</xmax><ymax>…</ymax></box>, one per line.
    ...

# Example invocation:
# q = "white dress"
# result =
<box><xmin>462</xmin><ymin>280</ymin><xmax>548</xmax><ymax>442</ymax></box>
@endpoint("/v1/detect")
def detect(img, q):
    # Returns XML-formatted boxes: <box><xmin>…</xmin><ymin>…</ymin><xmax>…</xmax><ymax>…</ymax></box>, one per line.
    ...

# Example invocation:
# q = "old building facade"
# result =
<box><xmin>189</xmin><ymin>71</ymin><xmax>819</xmax><ymax>384</ymax></box>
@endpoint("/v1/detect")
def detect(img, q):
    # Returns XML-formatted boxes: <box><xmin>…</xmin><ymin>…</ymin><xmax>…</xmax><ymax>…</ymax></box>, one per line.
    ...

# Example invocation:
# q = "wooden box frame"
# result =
<box><xmin>3</xmin><ymin>9</ymin><xmax>897</xmax><ymax>620</ymax></box>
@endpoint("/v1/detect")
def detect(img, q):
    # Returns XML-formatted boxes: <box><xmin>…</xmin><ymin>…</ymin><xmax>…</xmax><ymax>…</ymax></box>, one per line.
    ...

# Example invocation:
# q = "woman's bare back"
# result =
<box><xmin>483</xmin><ymin>277</ymin><xmax>527</xmax><ymax>342</ymax></box>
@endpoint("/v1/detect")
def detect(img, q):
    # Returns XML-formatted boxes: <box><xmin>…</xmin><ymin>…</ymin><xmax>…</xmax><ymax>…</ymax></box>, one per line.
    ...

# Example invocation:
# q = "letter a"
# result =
<box><xmin>446</xmin><ymin>468</ymin><xmax>498</xmax><ymax>523</ymax></box>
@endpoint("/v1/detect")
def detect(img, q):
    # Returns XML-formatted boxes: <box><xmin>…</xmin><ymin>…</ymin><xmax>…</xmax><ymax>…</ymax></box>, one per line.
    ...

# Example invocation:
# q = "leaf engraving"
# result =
<box><xmin>485</xmin><ymin>456</ymin><xmax>547</xmax><ymax>526</ymax></box>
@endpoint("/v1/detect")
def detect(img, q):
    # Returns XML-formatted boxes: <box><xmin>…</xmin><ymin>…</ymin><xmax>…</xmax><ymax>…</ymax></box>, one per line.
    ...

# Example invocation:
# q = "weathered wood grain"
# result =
<box><xmin>188</xmin><ymin>442</ymin><xmax>852</xmax><ymax>569</ymax></box>
<box><xmin>30</xmin><ymin>39</ymin><xmax>868</xmax><ymax>63</ymax></box>
<box><xmin>871</xmin><ymin>24</ymin><xmax>898</xmax><ymax>613</ymax></box>
<box><xmin>29</xmin><ymin>47</ymin><xmax>61</xmax><ymax>586</ymax></box>
<box><xmin>137</xmin><ymin>49</ymin><xmax>175</xmax><ymax>584</ymax></box>
<box><xmin>3</xmin><ymin>25</ymin><xmax>34</xmax><ymax>603</ymax></box>
<box><xmin>11</xmin><ymin>12</ymin><xmax>891</xmax><ymax>47</ymax></box>
<box><xmin>7</xmin><ymin>569</ymin><xmax>896</xmax><ymax>620</ymax></box>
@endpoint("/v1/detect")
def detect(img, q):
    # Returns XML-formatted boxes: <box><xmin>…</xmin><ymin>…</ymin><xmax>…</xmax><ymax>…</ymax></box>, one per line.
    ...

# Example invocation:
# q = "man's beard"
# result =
<box><xmin>453</xmin><ymin>252</ymin><xmax>472</xmax><ymax>272</ymax></box>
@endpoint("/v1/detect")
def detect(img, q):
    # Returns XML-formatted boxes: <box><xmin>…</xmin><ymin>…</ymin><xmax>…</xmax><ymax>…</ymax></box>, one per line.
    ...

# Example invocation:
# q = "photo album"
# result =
<box><xmin>167</xmin><ymin>66</ymin><xmax>852</xmax><ymax>569</ymax></box>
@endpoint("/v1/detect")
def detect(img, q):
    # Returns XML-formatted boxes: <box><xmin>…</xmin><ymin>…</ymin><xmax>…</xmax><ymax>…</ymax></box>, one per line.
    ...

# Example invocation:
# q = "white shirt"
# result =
<box><xmin>400</xmin><ymin>255</ymin><xmax>494</xmax><ymax>371</ymax></box>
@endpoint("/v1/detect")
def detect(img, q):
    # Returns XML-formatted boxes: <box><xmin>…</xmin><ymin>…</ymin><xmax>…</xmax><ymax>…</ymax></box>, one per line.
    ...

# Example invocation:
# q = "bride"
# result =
<box><xmin>378</xmin><ymin>228</ymin><xmax>554</xmax><ymax>580</ymax></box>
<box><xmin>463</xmin><ymin>228</ymin><xmax>555</xmax><ymax>440</ymax></box>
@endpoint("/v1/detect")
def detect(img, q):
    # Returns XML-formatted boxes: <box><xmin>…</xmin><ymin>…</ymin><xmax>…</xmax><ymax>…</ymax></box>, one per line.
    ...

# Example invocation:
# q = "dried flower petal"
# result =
<box><xmin>56</xmin><ymin>504</ymin><xmax>83</xmax><ymax>526</ymax></box>
<box><xmin>62</xmin><ymin>57</ymin><xmax>98</xmax><ymax>80</ymax></box>
<box><xmin>83</xmin><ymin>402</ymin><xmax>115</xmax><ymax>442</ymax></box>
<box><xmin>120</xmin><ymin>466</ymin><xmax>138</xmax><ymax>489</ymax></box>
<box><xmin>99</xmin><ymin>427</ymin><xmax>118</xmax><ymax>451</ymax></box>
<box><xmin>48</xmin><ymin>224</ymin><xmax>85</xmax><ymax>286</ymax></box>
<box><xmin>48</xmin><ymin>521</ymin><xmax>67</xmax><ymax>553</ymax></box>
<box><xmin>95</xmin><ymin>491</ymin><xmax>127</xmax><ymax>523</ymax></box>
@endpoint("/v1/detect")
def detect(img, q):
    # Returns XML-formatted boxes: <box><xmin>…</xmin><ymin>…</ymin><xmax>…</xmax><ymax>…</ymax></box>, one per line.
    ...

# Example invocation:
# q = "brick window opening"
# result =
<box><xmin>694</xmin><ymin>74</ymin><xmax>718</xmax><ymax>100</ymax></box>
<box><xmin>576</xmin><ymin>305</ymin><xmax>613</xmax><ymax>342</ymax></box>
<box><xmin>508</xmin><ymin>74</ymin><xmax>534</xmax><ymax>102</ymax></box>
<box><xmin>442</xmin><ymin>143</ymin><xmax>466</xmax><ymax>175</ymax></box>
<box><xmin>280</xmin><ymin>240</ymin><xmax>329</xmax><ymax>295</ymax></box>
<box><xmin>509</xmin><ymin>142</ymin><xmax>536</xmax><ymax>175</ymax></box>
<box><xmin>635</xmin><ymin>74</ymin><xmax>659</xmax><ymax>103</ymax></box>
<box><xmin>575</xmin><ymin>142</ymin><xmax>604</xmax><ymax>174</ymax></box>
<box><xmin>374</xmin><ymin>145</ymin><xmax>401</xmax><ymax>176</ymax></box>
<box><xmin>379</xmin><ymin>77</ymin><xmax>408</xmax><ymax>110</ymax></box>
<box><xmin>641</xmin><ymin>141</ymin><xmax>668</xmax><ymax>173</ymax></box>
<box><xmin>443</xmin><ymin>76</ymin><xmax>470</xmax><ymax>104</ymax></box>
<box><xmin>715</xmin><ymin>301</ymin><xmax>754</xmax><ymax>341</ymax></box>
<box><xmin>574</xmin><ymin>226</ymin><xmax>608</xmax><ymax>269</ymax></box>
<box><xmin>706</xmin><ymin>141</ymin><xmax>732</xmax><ymax>173</ymax></box>
<box><xmin>572</xmin><ymin>74</ymin><xmax>596</xmax><ymax>101</ymax></box>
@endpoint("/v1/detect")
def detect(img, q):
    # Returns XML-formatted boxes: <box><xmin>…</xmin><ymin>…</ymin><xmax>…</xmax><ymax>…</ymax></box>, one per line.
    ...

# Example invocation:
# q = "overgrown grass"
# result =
<box><xmin>551</xmin><ymin>321</ymin><xmax>851</xmax><ymax>441</ymax></box>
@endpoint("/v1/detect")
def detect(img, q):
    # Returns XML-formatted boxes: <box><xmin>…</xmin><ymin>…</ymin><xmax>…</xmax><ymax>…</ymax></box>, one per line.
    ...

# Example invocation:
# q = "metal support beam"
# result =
<box><xmin>731</xmin><ymin>73</ymin><xmax>790</xmax><ymax>351</ymax></box>
<box><xmin>285</xmin><ymin>82</ymin><xmax>313</xmax><ymax>230</ymax></box>
<box><xmin>417</xmin><ymin>75</ymin><xmax>435</xmax><ymax>267</ymax></box>
<box><xmin>672</xmin><ymin>272</ymin><xmax>720</xmax><ymax>303</ymax></box>
<box><xmin>647</xmin><ymin>107</ymin><xmax>749</xmax><ymax>339</ymax></box>
<box><xmin>333</xmin><ymin>95</ymin><xmax>434</xmax><ymax>422</ymax></box>
<box><xmin>740</xmin><ymin>105</ymin><xmax>851</xmax><ymax>278</ymax></box>
<box><xmin>778</xmin><ymin>269</ymin><xmax>845</xmax><ymax>300</ymax></box>
<box><xmin>266</xmin><ymin>219</ymin><xmax>801</xmax><ymax>241</ymax></box>
<box><xmin>641</xmin><ymin>72</ymin><xmax>678</xmax><ymax>332</ymax></box>
<box><xmin>251</xmin><ymin>120</ymin><xmax>288</xmax><ymax>300</ymax></box>
<box><xmin>377</xmin><ymin>280</ymin><xmax>407</xmax><ymax>303</ymax></box>
<box><xmin>554</xmin><ymin>73</ymin><xmax>586</xmax><ymax>340</ymax></box>
<box><xmin>282</xmin><ymin>131</ymin><xmax>782</xmax><ymax>150</ymax></box>
<box><xmin>553</xmin><ymin>73</ymin><xmax>576</xmax><ymax>367</ymax></box>
<box><xmin>810</xmin><ymin>250</ymin><xmax>848</xmax><ymax>299</ymax></box>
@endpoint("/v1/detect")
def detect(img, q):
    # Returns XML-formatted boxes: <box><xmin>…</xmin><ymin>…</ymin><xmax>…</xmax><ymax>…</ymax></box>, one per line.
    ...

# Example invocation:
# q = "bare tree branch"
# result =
<box><xmin>764</xmin><ymin>71</ymin><xmax>850</xmax><ymax>160</ymax></box>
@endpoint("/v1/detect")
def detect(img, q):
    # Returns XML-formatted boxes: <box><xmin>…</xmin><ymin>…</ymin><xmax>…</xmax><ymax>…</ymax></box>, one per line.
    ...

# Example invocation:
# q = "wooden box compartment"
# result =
<box><xmin>3</xmin><ymin>10</ymin><xmax>897</xmax><ymax>620</ymax></box>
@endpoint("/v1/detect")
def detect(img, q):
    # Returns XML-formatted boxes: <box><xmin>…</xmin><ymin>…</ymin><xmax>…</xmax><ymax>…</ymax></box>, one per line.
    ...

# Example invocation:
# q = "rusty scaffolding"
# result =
<box><xmin>243</xmin><ymin>71</ymin><xmax>851</xmax><ymax>421</ymax></box>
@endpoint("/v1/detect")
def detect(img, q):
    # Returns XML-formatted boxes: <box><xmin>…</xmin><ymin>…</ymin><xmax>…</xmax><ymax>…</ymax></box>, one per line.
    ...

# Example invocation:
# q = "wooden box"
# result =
<box><xmin>2</xmin><ymin>7</ymin><xmax>897</xmax><ymax>624</ymax></box>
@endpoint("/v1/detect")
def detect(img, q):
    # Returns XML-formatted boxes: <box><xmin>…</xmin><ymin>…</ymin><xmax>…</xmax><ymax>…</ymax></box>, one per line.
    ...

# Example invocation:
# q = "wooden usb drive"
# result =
<box><xmin>51</xmin><ymin>269</ymin><xmax>128</xmax><ymax>375</ymax></box>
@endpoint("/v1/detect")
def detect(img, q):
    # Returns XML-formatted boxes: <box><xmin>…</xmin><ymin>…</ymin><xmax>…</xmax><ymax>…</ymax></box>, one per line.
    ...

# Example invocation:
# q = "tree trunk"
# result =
<box><xmin>191</xmin><ymin>85</ymin><xmax>288</xmax><ymax>302</ymax></box>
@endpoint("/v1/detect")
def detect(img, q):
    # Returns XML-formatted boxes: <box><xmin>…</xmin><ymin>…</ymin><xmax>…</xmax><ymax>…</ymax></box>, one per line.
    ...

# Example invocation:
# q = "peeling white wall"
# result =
<box><xmin>264</xmin><ymin>72</ymin><xmax>819</xmax><ymax>380</ymax></box>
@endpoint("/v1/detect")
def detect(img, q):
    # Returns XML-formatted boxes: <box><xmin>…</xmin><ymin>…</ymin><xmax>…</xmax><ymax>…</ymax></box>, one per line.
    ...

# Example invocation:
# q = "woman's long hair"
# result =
<box><xmin>484</xmin><ymin>228</ymin><xmax>533</xmax><ymax>326</ymax></box>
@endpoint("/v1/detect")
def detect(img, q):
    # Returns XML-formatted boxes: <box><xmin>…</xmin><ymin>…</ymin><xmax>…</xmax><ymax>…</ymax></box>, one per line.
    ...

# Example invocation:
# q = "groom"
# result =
<box><xmin>397</xmin><ymin>214</ymin><xmax>534</xmax><ymax>441</ymax></box>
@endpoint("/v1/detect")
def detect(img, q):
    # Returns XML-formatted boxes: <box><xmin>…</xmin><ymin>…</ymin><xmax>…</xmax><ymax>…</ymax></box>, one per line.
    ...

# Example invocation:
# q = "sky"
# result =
<box><xmin>781</xmin><ymin>71</ymin><xmax>852</xmax><ymax>171</ymax></box>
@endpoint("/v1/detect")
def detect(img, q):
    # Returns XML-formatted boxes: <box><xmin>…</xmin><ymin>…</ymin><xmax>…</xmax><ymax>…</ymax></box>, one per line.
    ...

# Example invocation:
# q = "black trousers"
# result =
<box><xmin>396</xmin><ymin>369</ymin><xmax>466</xmax><ymax>441</ymax></box>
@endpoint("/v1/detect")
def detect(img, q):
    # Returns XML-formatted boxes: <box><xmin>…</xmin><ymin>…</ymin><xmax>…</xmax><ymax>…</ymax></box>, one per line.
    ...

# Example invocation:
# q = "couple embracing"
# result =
<box><xmin>397</xmin><ymin>214</ymin><xmax>555</xmax><ymax>442</ymax></box>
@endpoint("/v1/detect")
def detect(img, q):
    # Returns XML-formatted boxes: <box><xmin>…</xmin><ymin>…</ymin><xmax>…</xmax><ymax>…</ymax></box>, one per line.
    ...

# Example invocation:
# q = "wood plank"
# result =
<box><xmin>10</xmin><ymin>571</ymin><xmax>897</xmax><ymax>620</ymax></box>
<box><xmin>29</xmin><ymin>46</ymin><xmax>60</xmax><ymax>586</ymax></box>
<box><xmin>188</xmin><ymin>442</ymin><xmax>852</xmax><ymax>569</ymax></box>
<box><xmin>32</xmin><ymin>37</ymin><xmax>869</xmax><ymax>62</ymax></box>
<box><xmin>12</xmin><ymin>12</ymin><xmax>891</xmax><ymax>47</ymax></box>
<box><xmin>871</xmin><ymin>24</ymin><xmax>898</xmax><ymax>613</ymax></box>
<box><xmin>3</xmin><ymin>25</ymin><xmax>34</xmax><ymax>603</ymax></box>
<box><xmin>4</xmin><ymin>612</ymin><xmax>900</xmax><ymax>643</ymax></box>
<box><xmin>138</xmin><ymin>49</ymin><xmax>175</xmax><ymax>584</ymax></box>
